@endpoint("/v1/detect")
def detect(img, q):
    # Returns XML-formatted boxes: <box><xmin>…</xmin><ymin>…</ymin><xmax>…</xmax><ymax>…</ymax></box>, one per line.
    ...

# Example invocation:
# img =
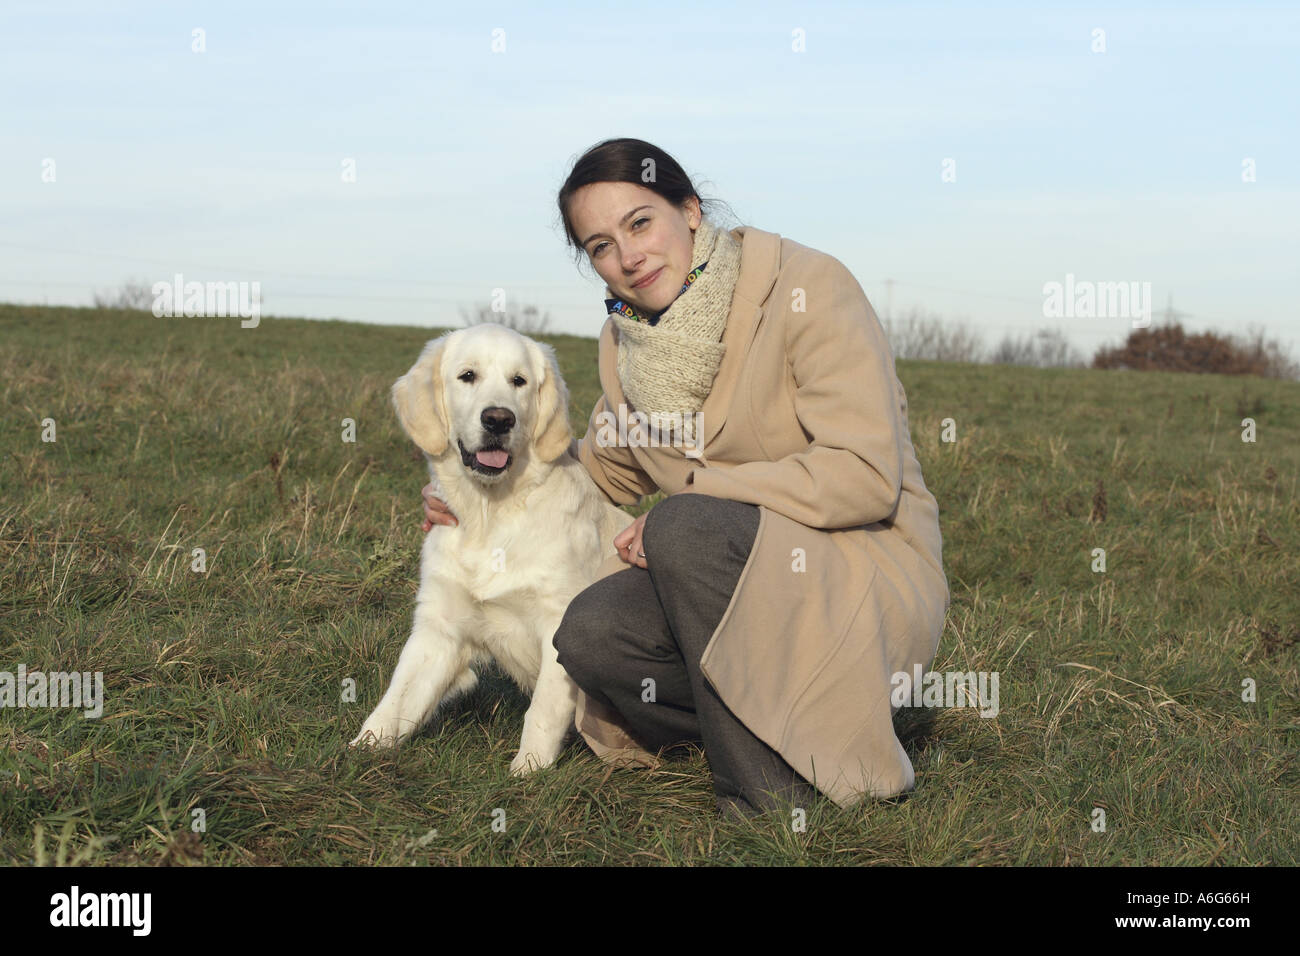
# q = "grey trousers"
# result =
<box><xmin>552</xmin><ymin>492</ymin><xmax>820</xmax><ymax>817</ymax></box>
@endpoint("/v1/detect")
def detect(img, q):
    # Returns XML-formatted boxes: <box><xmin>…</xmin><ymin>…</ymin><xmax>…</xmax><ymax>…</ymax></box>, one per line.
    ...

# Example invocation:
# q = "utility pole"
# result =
<box><xmin>1162</xmin><ymin>293</ymin><xmax>1190</xmax><ymax>328</ymax></box>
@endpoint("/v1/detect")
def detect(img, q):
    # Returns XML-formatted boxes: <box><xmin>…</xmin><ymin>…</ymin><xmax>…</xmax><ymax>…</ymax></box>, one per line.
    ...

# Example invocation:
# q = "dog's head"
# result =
<box><xmin>391</xmin><ymin>324</ymin><xmax>572</xmax><ymax>483</ymax></box>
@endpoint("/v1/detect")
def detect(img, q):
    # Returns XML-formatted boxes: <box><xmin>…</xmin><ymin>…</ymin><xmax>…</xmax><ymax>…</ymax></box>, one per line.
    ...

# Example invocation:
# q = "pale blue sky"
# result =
<box><xmin>3</xmin><ymin>0</ymin><xmax>1297</xmax><ymax>359</ymax></box>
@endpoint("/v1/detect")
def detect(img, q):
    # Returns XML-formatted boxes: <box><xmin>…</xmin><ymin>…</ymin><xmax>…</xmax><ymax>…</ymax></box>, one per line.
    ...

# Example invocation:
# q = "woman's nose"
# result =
<box><xmin>620</xmin><ymin>247</ymin><xmax>645</xmax><ymax>274</ymax></box>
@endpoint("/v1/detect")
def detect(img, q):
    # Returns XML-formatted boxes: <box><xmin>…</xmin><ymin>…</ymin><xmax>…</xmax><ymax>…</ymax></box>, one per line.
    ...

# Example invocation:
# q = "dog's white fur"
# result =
<box><xmin>349</xmin><ymin>323</ymin><xmax>633</xmax><ymax>775</ymax></box>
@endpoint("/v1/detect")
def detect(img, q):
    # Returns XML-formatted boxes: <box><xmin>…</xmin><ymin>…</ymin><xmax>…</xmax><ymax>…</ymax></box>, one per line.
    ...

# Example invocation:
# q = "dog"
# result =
<box><xmin>349</xmin><ymin>323</ymin><xmax>634</xmax><ymax>775</ymax></box>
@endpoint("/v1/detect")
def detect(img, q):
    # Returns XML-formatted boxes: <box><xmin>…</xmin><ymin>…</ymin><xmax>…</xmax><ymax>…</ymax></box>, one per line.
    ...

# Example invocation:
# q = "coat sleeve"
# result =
<box><xmin>570</xmin><ymin>391</ymin><xmax>660</xmax><ymax>507</ymax></box>
<box><xmin>688</xmin><ymin>253</ymin><xmax>904</xmax><ymax>529</ymax></box>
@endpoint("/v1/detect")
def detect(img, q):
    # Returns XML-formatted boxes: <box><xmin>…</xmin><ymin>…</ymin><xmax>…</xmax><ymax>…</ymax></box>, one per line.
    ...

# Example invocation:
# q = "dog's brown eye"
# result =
<box><xmin>458</xmin><ymin>370</ymin><xmax>475</xmax><ymax>383</ymax></box>
<box><xmin>513</xmin><ymin>376</ymin><xmax>526</xmax><ymax>387</ymax></box>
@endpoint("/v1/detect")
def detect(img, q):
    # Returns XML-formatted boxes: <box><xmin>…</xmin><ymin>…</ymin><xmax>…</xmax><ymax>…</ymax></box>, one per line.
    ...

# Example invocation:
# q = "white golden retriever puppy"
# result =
<box><xmin>349</xmin><ymin>323</ymin><xmax>633</xmax><ymax>775</ymax></box>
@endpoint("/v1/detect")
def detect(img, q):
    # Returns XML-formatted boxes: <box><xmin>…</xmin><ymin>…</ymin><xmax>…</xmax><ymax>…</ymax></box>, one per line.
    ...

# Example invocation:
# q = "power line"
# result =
<box><xmin>0</xmin><ymin>246</ymin><xmax>1266</xmax><ymax>336</ymax></box>
<box><xmin>866</xmin><ymin>277</ymin><xmax>1240</xmax><ymax>328</ymax></box>
<box><xmin>0</xmin><ymin>237</ymin><xmax>1248</xmax><ymax>326</ymax></box>
<box><xmin>0</xmin><ymin>278</ymin><xmax>600</xmax><ymax>309</ymax></box>
<box><xmin>0</xmin><ymin>239</ymin><xmax>588</xmax><ymax>289</ymax></box>
<box><xmin>868</xmin><ymin>277</ymin><xmax>1044</xmax><ymax>308</ymax></box>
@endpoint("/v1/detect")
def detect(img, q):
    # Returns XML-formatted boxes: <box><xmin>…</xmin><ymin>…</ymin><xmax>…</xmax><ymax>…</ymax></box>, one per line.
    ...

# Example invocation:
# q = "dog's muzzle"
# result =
<box><xmin>459</xmin><ymin>407</ymin><xmax>516</xmax><ymax>475</ymax></box>
<box><xmin>458</xmin><ymin>438</ymin><xmax>513</xmax><ymax>474</ymax></box>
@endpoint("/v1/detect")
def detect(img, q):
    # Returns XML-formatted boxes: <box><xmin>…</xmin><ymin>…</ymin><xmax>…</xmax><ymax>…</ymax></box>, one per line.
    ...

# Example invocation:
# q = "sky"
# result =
<box><xmin>3</xmin><ymin>0</ymin><xmax>1297</xmax><ymax>361</ymax></box>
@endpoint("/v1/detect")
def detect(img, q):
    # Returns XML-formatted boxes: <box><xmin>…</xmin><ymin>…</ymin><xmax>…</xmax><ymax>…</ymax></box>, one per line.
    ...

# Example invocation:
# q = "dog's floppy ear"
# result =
<box><xmin>530</xmin><ymin>340</ymin><xmax>572</xmax><ymax>462</ymax></box>
<box><xmin>392</xmin><ymin>334</ymin><xmax>451</xmax><ymax>456</ymax></box>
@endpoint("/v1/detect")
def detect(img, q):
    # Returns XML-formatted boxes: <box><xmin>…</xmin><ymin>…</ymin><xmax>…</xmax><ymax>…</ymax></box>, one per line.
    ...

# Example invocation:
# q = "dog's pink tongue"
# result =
<box><xmin>476</xmin><ymin>449</ymin><xmax>509</xmax><ymax>468</ymax></box>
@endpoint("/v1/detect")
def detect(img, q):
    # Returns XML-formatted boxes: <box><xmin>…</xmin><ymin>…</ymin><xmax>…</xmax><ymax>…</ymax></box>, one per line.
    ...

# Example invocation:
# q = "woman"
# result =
<box><xmin>421</xmin><ymin>137</ymin><xmax>950</xmax><ymax>818</ymax></box>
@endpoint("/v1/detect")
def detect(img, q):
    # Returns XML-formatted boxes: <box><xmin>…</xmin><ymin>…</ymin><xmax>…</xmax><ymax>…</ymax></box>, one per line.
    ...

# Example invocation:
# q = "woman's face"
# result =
<box><xmin>569</xmin><ymin>181</ymin><xmax>700</xmax><ymax>315</ymax></box>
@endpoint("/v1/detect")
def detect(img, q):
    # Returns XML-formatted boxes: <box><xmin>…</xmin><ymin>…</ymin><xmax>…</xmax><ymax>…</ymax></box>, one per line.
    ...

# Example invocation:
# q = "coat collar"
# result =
<box><xmin>600</xmin><ymin>225</ymin><xmax>783</xmax><ymax>457</ymax></box>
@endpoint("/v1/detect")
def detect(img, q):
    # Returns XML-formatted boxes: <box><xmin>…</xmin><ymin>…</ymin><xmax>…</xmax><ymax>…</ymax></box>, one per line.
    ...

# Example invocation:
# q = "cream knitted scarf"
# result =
<box><xmin>604</xmin><ymin>216</ymin><xmax>743</xmax><ymax>444</ymax></box>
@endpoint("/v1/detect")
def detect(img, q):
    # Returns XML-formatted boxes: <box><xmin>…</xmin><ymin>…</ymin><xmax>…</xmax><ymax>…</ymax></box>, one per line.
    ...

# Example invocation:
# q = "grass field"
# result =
<box><xmin>1</xmin><ymin>302</ymin><xmax>1296</xmax><ymax>866</ymax></box>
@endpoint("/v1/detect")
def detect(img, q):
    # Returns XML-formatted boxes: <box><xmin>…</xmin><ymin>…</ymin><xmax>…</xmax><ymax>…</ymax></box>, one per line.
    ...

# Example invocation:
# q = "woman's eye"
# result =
<box><xmin>590</xmin><ymin>218</ymin><xmax>648</xmax><ymax>257</ymax></box>
<box><xmin>458</xmin><ymin>370</ymin><xmax>475</xmax><ymax>383</ymax></box>
<box><xmin>512</xmin><ymin>375</ymin><xmax>526</xmax><ymax>387</ymax></box>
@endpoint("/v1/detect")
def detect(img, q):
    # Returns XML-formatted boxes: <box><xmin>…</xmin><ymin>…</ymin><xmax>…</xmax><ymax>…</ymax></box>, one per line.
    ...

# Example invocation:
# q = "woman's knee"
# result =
<box><xmin>552</xmin><ymin>582</ymin><xmax>625</xmax><ymax>687</ymax></box>
<box><xmin>642</xmin><ymin>493</ymin><xmax>760</xmax><ymax>568</ymax></box>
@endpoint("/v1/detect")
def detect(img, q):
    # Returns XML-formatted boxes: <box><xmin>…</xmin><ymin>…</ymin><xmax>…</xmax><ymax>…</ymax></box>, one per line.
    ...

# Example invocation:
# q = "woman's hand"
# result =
<box><xmin>420</xmin><ymin>481</ymin><xmax>459</xmax><ymax>532</ymax></box>
<box><xmin>613</xmin><ymin>512</ymin><xmax>648</xmax><ymax>568</ymax></box>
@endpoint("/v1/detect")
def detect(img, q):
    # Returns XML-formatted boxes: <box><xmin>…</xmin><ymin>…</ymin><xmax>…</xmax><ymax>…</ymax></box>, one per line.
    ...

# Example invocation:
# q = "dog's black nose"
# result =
<box><xmin>481</xmin><ymin>406</ymin><xmax>516</xmax><ymax>435</ymax></box>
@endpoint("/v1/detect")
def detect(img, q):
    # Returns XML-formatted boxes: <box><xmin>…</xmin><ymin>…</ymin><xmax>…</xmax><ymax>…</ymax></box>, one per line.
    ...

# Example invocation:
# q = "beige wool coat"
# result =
<box><xmin>567</xmin><ymin>225</ymin><xmax>950</xmax><ymax>808</ymax></box>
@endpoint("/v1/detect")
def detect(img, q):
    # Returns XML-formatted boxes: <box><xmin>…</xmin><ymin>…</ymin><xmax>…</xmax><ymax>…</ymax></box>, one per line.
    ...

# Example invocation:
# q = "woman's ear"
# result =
<box><xmin>392</xmin><ymin>334</ymin><xmax>451</xmax><ymax>456</ymax></box>
<box><xmin>530</xmin><ymin>340</ymin><xmax>572</xmax><ymax>462</ymax></box>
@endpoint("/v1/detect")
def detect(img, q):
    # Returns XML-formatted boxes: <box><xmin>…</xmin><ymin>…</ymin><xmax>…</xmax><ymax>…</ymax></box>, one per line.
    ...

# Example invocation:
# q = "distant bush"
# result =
<box><xmin>1092</xmin><ymin>321</ymin><xmax>1299</xmax><ymax>380</ymax></box>
<box><xmin>92</xmin><ymin>279</ymin><xmax>154</xmax><ymax>311</ymax></box>
<box><xmin>991</xmin><ymin>327</ymin><xmax>1087</xmax><ymax>369</ymax></box>
<box><xmin>881</xmin><ymin>307</ymin><xmax>986</xmax><ymax>363</ymax></box>
<box><xmin>459</xmin><ymin>302</ymin><xmax>551</xmax><ymax>334</ymax></box>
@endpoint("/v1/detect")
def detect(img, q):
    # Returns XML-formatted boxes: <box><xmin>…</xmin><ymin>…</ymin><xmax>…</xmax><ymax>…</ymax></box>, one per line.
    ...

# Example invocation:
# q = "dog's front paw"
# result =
<box><xmin>508</xmin><ymin>750</ymin><xmax>552</xmax><ymax>777</ymax></box>
<box><xmin>349</xmin><ymin>716</ymin><xmax>405</xmax><ymax>750</ymax></box>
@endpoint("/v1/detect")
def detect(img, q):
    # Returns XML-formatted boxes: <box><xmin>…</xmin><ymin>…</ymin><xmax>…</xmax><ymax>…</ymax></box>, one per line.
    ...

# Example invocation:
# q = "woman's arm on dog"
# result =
<box><xmin>421</xmin><ymin>481</ymin><xmax>457</xmax><ymax>530</ymax></box>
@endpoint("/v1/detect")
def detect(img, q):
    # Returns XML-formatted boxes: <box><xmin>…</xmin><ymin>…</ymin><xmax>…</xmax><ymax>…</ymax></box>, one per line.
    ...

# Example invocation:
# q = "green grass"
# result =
<box><xmin>1</xmin><ymin>303</ymin><xmax>1296</xmax><ymax>866</ymax></box>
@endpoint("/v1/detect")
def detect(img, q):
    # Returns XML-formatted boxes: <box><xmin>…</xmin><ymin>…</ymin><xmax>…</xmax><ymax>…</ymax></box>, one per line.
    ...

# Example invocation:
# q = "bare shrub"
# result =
<box><xmin>990</xmin><ymin>327</ymin><xmax>1087</xmax><ymax>368</ymax></box>
<box><xmin>1230</xmin><ymin>322</ymin><xmax>1300</xmax><ymax>380</ymax></box>
<box><xmin>92</xmin><ymin>278</ymin><xmax>154</xmax><ymax>311</ymax></box>
<box><xmin>881</xmin><ymin>306</ymin><xmax>986</xmax><ymax>363</ymax></box>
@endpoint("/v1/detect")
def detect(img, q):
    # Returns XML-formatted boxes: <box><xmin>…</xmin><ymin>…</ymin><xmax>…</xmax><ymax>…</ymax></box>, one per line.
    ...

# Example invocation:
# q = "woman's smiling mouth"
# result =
<box><xmin>632</xmin><ymin>267</ymin><xmax>663</xmax><ymax>289</ymax></box>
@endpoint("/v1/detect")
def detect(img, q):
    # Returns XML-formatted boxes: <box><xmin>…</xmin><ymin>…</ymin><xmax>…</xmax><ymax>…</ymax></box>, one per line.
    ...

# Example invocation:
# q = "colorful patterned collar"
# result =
<box><xmin>604</xmin><ymin>261</ymin><xmax>709</xmax><ymax>326</ymax></box>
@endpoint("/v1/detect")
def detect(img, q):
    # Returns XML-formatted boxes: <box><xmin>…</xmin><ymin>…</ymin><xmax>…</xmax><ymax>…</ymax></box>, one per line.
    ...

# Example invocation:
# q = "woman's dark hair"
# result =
<box><xmin>556</xmin><ymin>137</ymin><xmax>739</xmax><ymax>275</ymax></box>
